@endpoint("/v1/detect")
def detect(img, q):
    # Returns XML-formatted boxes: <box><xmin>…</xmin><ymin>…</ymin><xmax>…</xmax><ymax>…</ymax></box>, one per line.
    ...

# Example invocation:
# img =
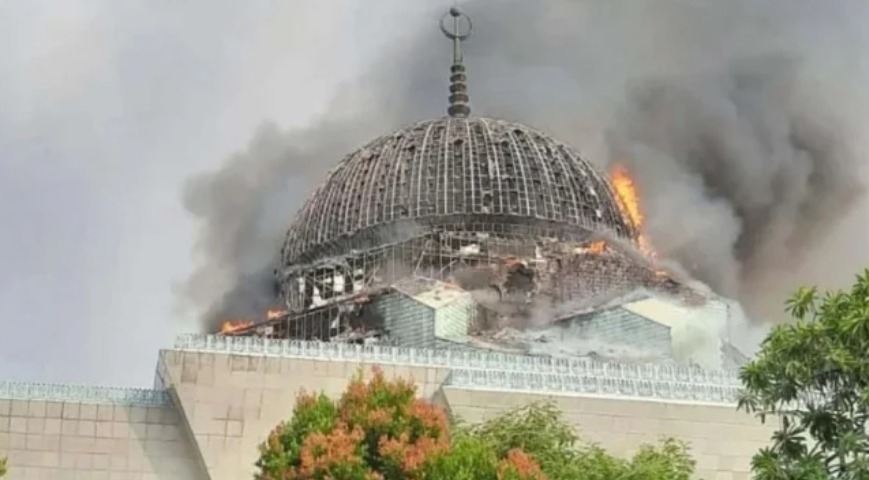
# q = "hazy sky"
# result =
<box><xmin>2</xmin><ymin>0</ymin><xmax>868</xmax><ymax>388</ymax></box>
<box><xmin>0</xmin><ymin>0</ymin><xmax>417</xmax><ymax>386</ymax></box>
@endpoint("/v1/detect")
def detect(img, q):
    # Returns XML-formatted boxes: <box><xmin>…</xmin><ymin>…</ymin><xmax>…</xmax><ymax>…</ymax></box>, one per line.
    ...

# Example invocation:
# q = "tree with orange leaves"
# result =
<box><xmin>255</xmin><ymin>367</ymin><xmax>547</xmax><ymax>480</ymax></box>
<box><xmin>255</xmin><ymin>367</ymin><xmax>695</xmax><ymax>480</ymax></box>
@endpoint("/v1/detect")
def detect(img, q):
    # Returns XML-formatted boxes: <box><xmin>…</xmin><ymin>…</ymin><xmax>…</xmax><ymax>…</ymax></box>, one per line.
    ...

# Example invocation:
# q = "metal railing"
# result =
<box><xmin>0</xmin><ymin>334</ymin><xmax>745</xmax><ymax>405</ymax></box>
<box><xmin>0</xmin><ymin>381</ymin><xmax>170</xmax><ymax>406</ymax></box>
<box><xmin>446</xmin><ymin>368</ymin><xmax>739</xmax><ymax>403</ymax></box>
<box><xmin>174</xmin><ymin>334</ymin><xmax>742</xmax><ymax>404</ymax></box>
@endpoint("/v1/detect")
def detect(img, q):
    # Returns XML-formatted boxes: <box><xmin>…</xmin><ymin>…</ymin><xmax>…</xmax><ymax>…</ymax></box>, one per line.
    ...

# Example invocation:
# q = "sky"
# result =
<box><xmin>0</xmin><ymin>0</ymin><xmax>410</xmax><ymax>386</ymax></box>
<box><xmin>1</xmin><ymin>0</ymin><xmax>868</xmax><ymax>387</ymax></box>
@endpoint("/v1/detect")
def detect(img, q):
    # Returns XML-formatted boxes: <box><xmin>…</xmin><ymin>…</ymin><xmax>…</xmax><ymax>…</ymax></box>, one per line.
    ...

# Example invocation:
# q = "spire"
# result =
<box><xmin>440</xmin><ymin>6</ymin><xmax>473</xmax><ymax>118</ymax></box>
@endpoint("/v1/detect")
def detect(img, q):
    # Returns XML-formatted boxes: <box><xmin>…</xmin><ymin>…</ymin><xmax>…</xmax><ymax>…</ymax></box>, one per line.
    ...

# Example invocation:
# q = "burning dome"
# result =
<box><xmin>276</xmin><ymin>8</ymin><xmax>645</xmax><ymax>315</ymax></box>
<box><xmin>280</xmin><ymin>116</ymin><xmax>636</xmax><ymax>266</ymax></box>
<box><xmin>280</xmin><ymin>7</ymin><xmax>638</xmax><ymax>270</ymax></box>
<box><xmin>274</xmin><ymin>7</ymin><xmax>658</xmax><ymax>313</ymax></box>
<box><xmin>219</xmin><ymin>7</ymin><xmax>747</xmax><ymax>373</ymax></box>
<box><xmin>258</xmin><ymin>7</ymin><xmax>701</xmax><ymax>352</ymax></box>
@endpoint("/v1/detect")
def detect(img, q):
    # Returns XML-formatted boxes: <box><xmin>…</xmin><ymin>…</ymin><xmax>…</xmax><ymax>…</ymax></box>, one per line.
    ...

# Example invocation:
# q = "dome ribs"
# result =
<box><xmin>389</xmin><ymin>132</ymin><xmax>411</xmax><ymax>223</ymax></box>
<box><xmin>468</xmin><ymin>121</ymin><xmax>486</xmax><ymax>213</ymax></box>
<box><xmin>281</xmin><ymin>117</ymin><xmax>636</xmax><ymax>269</ymax></box>
<box><xmin>478</xmin><ymin>118</ymin><xmax>505</xmax><ymax>215</ymax></box>
<box><xmin>413</xmin><ymin>122</ymin><xmax>436</xmax><ymax>219</ymax></box>
<box><xmin>513</xmin><ymin>130</ymin><xmax>550</xmax><ymax>219</ymax></box>
<box><xmin>449</xmin><ymin>123</ymin><xmax>464</xmax><ymax>214</ymax></box>
<box><xmin>547</xmin><ymin>141</ymin><xmax>582</xmax><ymax>225</ymax></box>
<box><xmin>504</xmin><ymin>127</ymin><xmax>533</xmax><ymax>217</ymax></box>
<box><xmin>267</xmin><ymin>5</ymin><xmax>697</xmax><ymax>339</ymax></box>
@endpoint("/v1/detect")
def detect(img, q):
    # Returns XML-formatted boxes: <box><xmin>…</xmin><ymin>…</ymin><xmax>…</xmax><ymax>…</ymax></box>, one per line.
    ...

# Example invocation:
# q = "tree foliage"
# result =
<box><xmin>255</xmin><ymin>366</ymin><xmax>696</xmax><ymax>479</ymax></box>
<box><xmin>738</xmin><ymin>269</ymin><xmax>869</xmax><ymax>480</ymax></box>
<box><xmin>0</xmin><ymin>456</ymin><xmax>6</xmax><ymax>477</ymax></box>
<box><xmin>463</xmin><ymin>402</ymin><xmax>695</xmax><ymax>480</ymax></box>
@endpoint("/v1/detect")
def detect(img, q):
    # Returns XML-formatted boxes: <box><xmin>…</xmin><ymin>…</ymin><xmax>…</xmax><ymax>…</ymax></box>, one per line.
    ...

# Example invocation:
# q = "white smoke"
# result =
<box><xmin>181</xmin><ymin>0</ymin><xmax>869</xmax><ymax>342</ymax></box>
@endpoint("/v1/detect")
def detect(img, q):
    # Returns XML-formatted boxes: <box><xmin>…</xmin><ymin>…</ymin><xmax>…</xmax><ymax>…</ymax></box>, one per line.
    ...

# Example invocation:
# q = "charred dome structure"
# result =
<box><xmin>225</xmin><ymin>8</ymin><xmax>732</xmax><ymax>366</ymax></box>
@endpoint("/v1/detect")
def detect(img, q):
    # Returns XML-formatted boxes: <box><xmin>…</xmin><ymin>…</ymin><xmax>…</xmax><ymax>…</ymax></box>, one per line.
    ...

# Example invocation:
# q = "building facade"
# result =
<box><xmin>0</xmin><ymin>334</ymin><xmax>773</xmax><ymax>480</ymax></box>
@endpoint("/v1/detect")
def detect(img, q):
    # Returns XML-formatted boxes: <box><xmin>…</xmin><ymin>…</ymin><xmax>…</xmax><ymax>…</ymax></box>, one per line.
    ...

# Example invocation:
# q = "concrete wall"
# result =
<box><xmin>0</xmin><ymin>338</ymin><xmax>775</xmax><ymax>480</ymax></box>
<box><xmin>158</xmin><ymin>345</ymin><xmax>773</xmax><ymax>480</ymax></box>
<box><xmin>156</xmin><ymin>349</ymin><xmax>451</xmax><ymax>480</ymax></box>
<box><xmin>0</xmin><ymin>397</ymin><xmax>206</xmax><ymax>480</ymax></box>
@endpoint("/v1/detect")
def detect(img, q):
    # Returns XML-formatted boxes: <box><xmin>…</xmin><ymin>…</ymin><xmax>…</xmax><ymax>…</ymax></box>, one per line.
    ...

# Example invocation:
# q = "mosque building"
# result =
<box><xmin>0</xmin><ymin>7</ymin><xmax>768</xmax><ymax>480</ymax></box>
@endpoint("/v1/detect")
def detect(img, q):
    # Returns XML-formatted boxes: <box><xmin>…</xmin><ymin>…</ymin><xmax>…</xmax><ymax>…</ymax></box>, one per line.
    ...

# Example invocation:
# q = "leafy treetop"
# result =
<box><xmin>739</xmin><ymin>269</ymin><xmax>869</xmax><ymax>480</ymax></box>
<box><xmin>255</xmin><ymin>366</ymin><xmax>696</xmax><ymax>480</ymax></box>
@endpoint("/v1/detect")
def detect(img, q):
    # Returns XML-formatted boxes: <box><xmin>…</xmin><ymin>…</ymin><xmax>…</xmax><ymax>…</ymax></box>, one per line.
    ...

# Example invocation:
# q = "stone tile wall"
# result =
<box><xmin>0</xmin><ymin>399</ymin><xmax>206</xmax><ymax>480</ymax></box>
<box><xmin>0</xmin><ymin>344</ymin><xmax>775</xmax><ymax>480</ymax></box>
<box><xmin>157</xmin><ymin>349</ymin><xmax>451</xmax><ymax>480</ymax></box>
<box><xmin>158</xmin><ymin>349</ymin><xmax>775</xmax><ymax>480</ymax></box>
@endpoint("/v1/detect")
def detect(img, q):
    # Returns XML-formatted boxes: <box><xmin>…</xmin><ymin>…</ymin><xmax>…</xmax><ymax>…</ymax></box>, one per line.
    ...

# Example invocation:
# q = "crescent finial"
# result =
<box><xmin>441</xmin><ymin>7</ymin><xmax>472</xmax><ymax>118</ymax></box>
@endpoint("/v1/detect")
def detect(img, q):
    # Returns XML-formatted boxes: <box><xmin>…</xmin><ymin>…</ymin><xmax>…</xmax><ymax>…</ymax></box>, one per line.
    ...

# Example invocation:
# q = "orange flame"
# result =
<box><xmin>266</xmin><ymin>308</ymin><xmax>288</xmax><ymax>320</ymax></box>
<box><xmin>609</xmin><ymin>164</ymin><xmax>655</xmax><ymax>258</ymax></box>
<box><xmin>220</xmin><ymin>308</ymin><xmax>287</xmax><ymax>334</ymax></box>
<box><xmin>586</xmin><ymin>241</ymin><xmax>607</xmax><ymax>255</ymax></box>
<box><xmin>610</xmin><ymin>164</ymin><xmax>643</xmax><ymax>229</ymax></box>
<box><xmin>220</xmin><ymin>320</ymin><xmax>253</xmax><ymax>334</ymax></box>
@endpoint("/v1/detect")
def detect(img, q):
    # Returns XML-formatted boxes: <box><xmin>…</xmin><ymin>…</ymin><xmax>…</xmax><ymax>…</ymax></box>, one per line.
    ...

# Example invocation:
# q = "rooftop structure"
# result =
<box><xmin>221</xmin><ymin>7</ymin><xmax>743</xmax><ymax>373</ymax></box>
<box><xmin>0</xmin><ymin>334</ymin><xmax>769</xmax><ymax>479</ymax></box>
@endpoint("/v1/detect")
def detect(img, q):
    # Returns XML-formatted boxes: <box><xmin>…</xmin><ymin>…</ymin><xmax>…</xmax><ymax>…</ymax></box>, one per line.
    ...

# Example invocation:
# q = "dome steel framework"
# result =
<box><xmin>281</xmin><ymin>116</ymin><xmax>636</xmax><ymax>266</ymax></box>
<box><xmin>262</xmin><ymin>6</ymin><xmax>683</xmax><ymax>342</ymax></box>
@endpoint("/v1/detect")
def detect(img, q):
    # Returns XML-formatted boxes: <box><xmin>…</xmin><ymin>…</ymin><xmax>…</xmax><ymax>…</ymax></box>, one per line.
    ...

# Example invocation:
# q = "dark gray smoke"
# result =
<box><xmin>180</xmin><ymin>0</ymin><xmax>869</xmax><ymax>332</ymax></box>
<box><xmin>608</xmin><ymin>55</ymin><xmax>866</xmax><ymax>316</ymax></box>
<box><xmin>180</xmin><ymin>118</ymin><xmax>385</xmax><ymax>329</ymax></box>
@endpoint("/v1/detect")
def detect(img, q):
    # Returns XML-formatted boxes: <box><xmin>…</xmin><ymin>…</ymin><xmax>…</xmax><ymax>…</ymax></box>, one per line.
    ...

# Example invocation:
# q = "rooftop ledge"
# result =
<box><xmin>0</xmin><ymin>381</ymin><xmax>170</xmax><ymax>406</ymax></box>
<box><xmin>0</xmin><ymin>334</ymin><xmax>746</xmax><ymax>406</ymax></box>
<box><xmin>171</xmin><ymin>334</ymin><xmax>744</xmax><ymax>405</ymax></box>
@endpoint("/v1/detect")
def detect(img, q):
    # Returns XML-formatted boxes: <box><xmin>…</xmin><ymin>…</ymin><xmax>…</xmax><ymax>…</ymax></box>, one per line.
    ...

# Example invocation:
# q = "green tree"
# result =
<box><xmin>255</xmin><ymin>367</ymin><xmax>696</xmax><ymax>479</ymax></box>
<box><xmin>463</xmin><ymin>402</ymin><xmax>694</xmax><ymax>480</ymax></box>
<box><xmin>0</xmin><ymin>456</ymin><xmax>6</xmax><ymax>477</ymax></box>
<box><xmin>738</xmin><ymin>269</ymin><xmax>869</xmax><ymax>480</ymax></box>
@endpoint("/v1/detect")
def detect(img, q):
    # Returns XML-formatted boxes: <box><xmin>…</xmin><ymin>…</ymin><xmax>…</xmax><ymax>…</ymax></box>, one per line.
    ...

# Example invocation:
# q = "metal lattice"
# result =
<box><xmin>269</xmin><ymin>115</ymin><xmax>688</xmax><ymax>345</ymax></box>
<box><xmin>229</xmin><ymin>7</ymin><xmax>734</xmax><ymax>368</ymax></box>
<box><xmin>280</xmin><ymin>117</ymin><xmax>636</xmax><ymax>267</ymax></box>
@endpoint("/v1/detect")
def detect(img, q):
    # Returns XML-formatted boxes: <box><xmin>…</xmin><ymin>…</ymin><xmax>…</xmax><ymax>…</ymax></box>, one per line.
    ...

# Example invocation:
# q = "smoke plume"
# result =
<box><xmin>181</xmin><ymin>0</ymin><xmax>869</xmax><ymax>333</ymax></box>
